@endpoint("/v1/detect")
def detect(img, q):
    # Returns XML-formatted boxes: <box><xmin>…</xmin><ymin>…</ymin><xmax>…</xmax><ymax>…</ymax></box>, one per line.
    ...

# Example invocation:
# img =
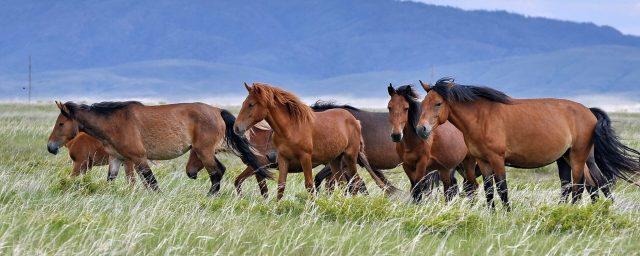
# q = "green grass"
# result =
<box><xmin>0</xmin><ymin>103</ymin><xmax>639</xmax><ymax>255</ymax></box>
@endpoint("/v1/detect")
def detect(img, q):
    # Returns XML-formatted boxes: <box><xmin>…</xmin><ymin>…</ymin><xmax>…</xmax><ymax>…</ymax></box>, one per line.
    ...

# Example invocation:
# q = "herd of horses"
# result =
<box><xmin>46</xmin><ymin>78</ymin><xmax>640</xmax><ymax>210</ymax></box>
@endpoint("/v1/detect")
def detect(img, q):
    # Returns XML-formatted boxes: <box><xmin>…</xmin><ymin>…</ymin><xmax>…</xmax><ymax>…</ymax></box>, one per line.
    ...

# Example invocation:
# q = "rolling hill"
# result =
<box><xmin>1</xmin><ymin>0</ymin><xmax>639</xmax><ymax>102</ymax></box>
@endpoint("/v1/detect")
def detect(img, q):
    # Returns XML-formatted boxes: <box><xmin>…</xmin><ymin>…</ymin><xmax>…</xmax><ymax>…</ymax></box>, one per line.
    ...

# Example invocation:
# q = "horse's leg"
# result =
<box><xmin>477</xmin><ymin>160</ymin><xmax>495</xmax><ymax>209</ymax></box>
<box><xmin>133</xmin><ymin>160</ymin><xmax>159</xmax><ymax>191</ymax></box>
<box><xmin>438</xmin><ymin>168</ymin><xmax>455</xmax><ymax>202</ymax></box>
<box><xmin>401</xmin><ymin>162</ymin><xmax>420</xmax><ymax>201</ymax></box>
<box><xmin>256</xmin><ymin>174</ymin><xmax>269</xmax><ymax>199</ymax></box>
<box><xmin>185</xmin><ymin>150</ymin><xmax>204</xmax><ymax>179</ymax></box>
<box><xmin>557</xmin><ymin>157</ymin><xmax>572</xmax><ymax>203</ymax></box>
<box><xmin>585</xmin><ymin>155</ymin><xmax>611</xmax><ymax>201</ymax></box>
<box><xmin>413</xmin><ymin>160</ymin><xmax>429</xmax><ymax>203</ymax></box>
<box><xmin>314</xmin><ymin>165</ymin><xmax>332</xmax><ymax>192</ymax></box>
<box><xmin>123</xmin><ymin>160</ymin><xmax>136</xmax><ymax>187</ymax></box>
<box><xmin>461</xmin><ymin>157</ymin><xmax>479</xmax><ymax>199</ymax></box>
<box><xmin>488</xmin><ymin>156</ymin><xmax>510</xmax><ymax>211</ymax></box>
<box><xmin>108</xmin><ymin>156</ymin><xmax>122</xmax><ymax>181</ymax></box>
<box><xmin>234</xmin><ymin>167</ymin><xmax>255</xmax><ymax>196</ymax></box>
<box><xmin>329</xmin><ymin>160</ymin><xmax>347</xmax><ymax>195</ymax></box>
<box><xmin>568</xmin><ymin>150</ymin><xmax>589</xmax><ymax>204</ymax></box>
<box><xmin>71</xmin><ymin>160</ymin><xmax>86</xmax><ymax>177</ymax></box>
<box><xmin>276</xmin><ymin>156</ymin><xmax>290</xmax><ymax>200</ymax></box>
<box><xmin>300</xmin><ymin>154</ymin><xmax>316</xmax><ymax>196</ymax></box>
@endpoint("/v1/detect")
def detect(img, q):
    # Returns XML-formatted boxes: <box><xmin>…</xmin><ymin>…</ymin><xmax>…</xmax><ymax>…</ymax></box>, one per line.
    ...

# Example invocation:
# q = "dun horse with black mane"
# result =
<box><xmin>233</xmin><ymin>83</ymin><xmax>393</xmax><ymax>200</ymax></box>
<box><xmin>49</xmin><ymin>101</ymin><xmax>268</xmax><ymax>195</ymax></box>
<box><xmin>416</xmin><ymin>78</ymin><xmax>640</xmax><ymax>210</ymax></box>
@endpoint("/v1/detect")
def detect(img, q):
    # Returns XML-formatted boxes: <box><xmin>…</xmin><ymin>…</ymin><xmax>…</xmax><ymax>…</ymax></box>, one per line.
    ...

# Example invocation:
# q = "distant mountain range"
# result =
<box><xmin>1</xmin><ymin>0</ymin><xmax>639</xmax><ymax>104</ymax></box>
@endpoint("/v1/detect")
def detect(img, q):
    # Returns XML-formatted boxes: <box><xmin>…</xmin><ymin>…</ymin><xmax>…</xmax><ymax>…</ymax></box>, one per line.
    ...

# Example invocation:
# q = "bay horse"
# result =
<box><xmin>416</xmin><ymin>78</ymin><xmax>640</xmax><ymax>210</ymax></box>
<box><xmin>47</xmin><ymin>117</ymin><xmax>136</xmax><ymax>183</ymax></box>
<box><xmin>387</xmin><ymin>84</ymin><xmax>478</xmax><ymax>202</ymax></box>
<box><xmin>51</xmin><ymin>101</ymin><xmax>268</xmax><ymax>195</ymax></box>
<box><xmin>233</xmin><ymin>82</ymin><xmax>392</xmax><ymax>200</ymax></box>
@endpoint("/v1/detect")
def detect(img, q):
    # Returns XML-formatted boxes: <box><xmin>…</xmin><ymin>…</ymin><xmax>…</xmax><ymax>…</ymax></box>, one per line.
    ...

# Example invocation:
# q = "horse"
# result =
<box><xmin>50</xmin><ymin>101</ymin><xmax>268</xmax><ymax>195</ymax></box>
<box><xmin>233</xmin><ymin>82</ymin><xmax>392</xmax><ymax>200</ymax></box>
<box><xmin>387</xmin><ymin>84</ymin><xmax>478</xmax><ymax>202</ymax></box>
<box><xmin>47</xmin><ymin>117</ymin><xmax>136</xmax><ymax>183</ymax></box>
<box><xmin>232</xmin><ymin>120</ymin><xmax>382</xmax><ymax>197</ymax></box>
<box><xmin>416</xmin><ymin>78</ymin><xmax>640</xmax><ymax>210</ymax></box>
<box><xmin>309</xmin><ymin>101</ymin><xmax>401</xmax><ymax>191</ymax></box>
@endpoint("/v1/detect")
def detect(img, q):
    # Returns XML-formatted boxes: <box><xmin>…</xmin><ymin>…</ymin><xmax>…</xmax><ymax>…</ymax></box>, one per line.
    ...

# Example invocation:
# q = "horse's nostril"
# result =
<box><xmin>47</xmin><ymin>144</ymin><xmax>58</xmax><ymax>155</ymax></box>
<box><xmin>390</xmin><ymin>133</ymin><xmax>402</xmax><ymax>142</ymax></box>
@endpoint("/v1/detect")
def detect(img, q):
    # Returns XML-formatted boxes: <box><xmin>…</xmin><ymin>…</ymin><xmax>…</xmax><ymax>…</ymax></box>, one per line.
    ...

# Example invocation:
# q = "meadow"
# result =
<box><xmin>0</xmin><ymin>103</ymin><xmax>639</xmax><ymax>255</ymax></box>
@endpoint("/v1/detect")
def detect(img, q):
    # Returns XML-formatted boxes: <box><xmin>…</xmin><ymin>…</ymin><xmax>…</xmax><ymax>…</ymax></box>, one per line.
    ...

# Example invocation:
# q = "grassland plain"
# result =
<box><xmin>0</xmin><ymin>103</ymin><xmax>639</xmax><ymax>255</ymax></box>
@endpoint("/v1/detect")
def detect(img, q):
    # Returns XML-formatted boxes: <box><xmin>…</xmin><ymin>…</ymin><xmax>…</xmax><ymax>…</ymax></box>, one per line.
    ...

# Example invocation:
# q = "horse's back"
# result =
<box><xmin>496</xmin><ymin>98</ymin><xmax>596</xmax><ymax>167</ymax></box>
<box><xmin>130</xmin><ymin>103</ymin><xmax>224</xmax><ymax>160</ymax></box>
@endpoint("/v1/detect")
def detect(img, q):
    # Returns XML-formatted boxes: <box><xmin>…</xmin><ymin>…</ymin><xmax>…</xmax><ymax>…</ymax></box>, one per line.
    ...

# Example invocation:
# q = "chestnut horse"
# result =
<box><xmin>47</xmin><ymin>117</ymin><xmax>136</xmax><ymax>183</ymax></box>
<box><xmin>51</xmin><ymin>101</ymin><xmax>268</xmax><ymax>195</ymax></box>
<box><xmin>233</xmin><ymin>83</ymin><xmax>391</xmax><ymax>199</ymax></box>
<box><xmin>232</xmin><ymin>121</ymin><xmax>380</xmax><ymax>197</ymax></box>
<box><xmin>387</xmin><ymin>84</ymin><xmax>478</xmax><ymax>202</ymax></box>
<box><xmin>416</xmin><ymin>78</ymin><xmax>640</xmax><ymax>210</ymax></box>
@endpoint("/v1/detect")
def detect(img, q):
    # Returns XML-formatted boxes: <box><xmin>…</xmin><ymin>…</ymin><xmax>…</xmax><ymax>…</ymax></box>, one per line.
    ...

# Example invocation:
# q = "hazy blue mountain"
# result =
<box><xmin>1</xmin><ymin>0</ymin><xmax>639</xmax><ymax>101</ymax></box>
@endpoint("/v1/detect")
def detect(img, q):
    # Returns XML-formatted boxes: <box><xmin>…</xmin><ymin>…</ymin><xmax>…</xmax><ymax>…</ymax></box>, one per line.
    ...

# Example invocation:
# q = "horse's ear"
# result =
<box><xmin>419</xmin><ymin>80</ymin><xmax>431</xmax><ymax>92</ymax></box>
<box><xmin>55</xmin><ymin>101</ymin><xmax>62</xmax><ymax>109</ymax></box>
<box><xmin>58</xmin><ymin>102</ymin><xmax>71</xmax><ymax>117</ymax></box>
<box><xmin>387</xmin><ymin>83</ymin><xmax>395</xmax><ymax>96</ymax></box>
<box><xmin>243</xmin><ymin>82</ymin><xmax>252</xmax><ymax>92</ymax></box>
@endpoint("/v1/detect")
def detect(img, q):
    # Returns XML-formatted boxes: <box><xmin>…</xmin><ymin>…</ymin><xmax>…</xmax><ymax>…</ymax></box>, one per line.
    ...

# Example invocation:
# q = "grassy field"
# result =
<box><xmin>0</xmin><ymin>103</ymin><xmax>639</xmax><ymax>255</ymax></box>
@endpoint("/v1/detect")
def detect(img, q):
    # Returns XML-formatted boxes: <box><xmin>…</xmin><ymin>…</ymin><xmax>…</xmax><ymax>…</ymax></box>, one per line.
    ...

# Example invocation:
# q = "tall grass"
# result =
<box><xmin>0</xmin><ymin>104</ymin><xmax>639</xmax><ymax>255</ymax></box>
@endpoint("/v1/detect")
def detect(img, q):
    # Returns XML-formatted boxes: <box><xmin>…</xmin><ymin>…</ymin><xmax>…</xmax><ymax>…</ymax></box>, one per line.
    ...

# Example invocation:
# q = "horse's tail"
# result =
<box><xmin>356</xmin><ymin>136</ymin><xmax>401</xmax><ymax>195</ymax></box>
<box><xmin>220</xmin><ymin>109</ymin><xmax>273</xmax><ymax>180</ymax></box>
<box><xmin>590</xmin><ymin>107</ymin><xmax>640</xmax><ymax>186</ymax></box>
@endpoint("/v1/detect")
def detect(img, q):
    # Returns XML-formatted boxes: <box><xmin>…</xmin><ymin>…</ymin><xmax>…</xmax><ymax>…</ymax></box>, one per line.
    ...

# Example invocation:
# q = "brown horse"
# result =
<box><xmin>416</xmin><ymin>78</ymin><xmax>640</xmax><ymax>210</ymax></box>
<box><xmin>50</xmin><ymin>101</ymin><xmax>268</xmax><ymax>195</ymax></box>
<box><xmin>232</xmin><ymin>121</ymin><xmax>378</xmax><ymax>197</ymax></box>
<box><xmin>387</xmin><ymin>84</ymin><xmax>478</xmax><ymax>202</ymax></box>
<box><xmin>233</xmin><ymin>82</ymin><xmax>391</xmax><ymax>199</ymax></box>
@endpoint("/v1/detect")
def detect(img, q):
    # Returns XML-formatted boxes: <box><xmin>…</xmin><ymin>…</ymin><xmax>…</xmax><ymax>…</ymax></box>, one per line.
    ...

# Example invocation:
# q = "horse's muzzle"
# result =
<box><xmin>390</xmin><ymin>133</ymin><xmax>403</xmax><ymax>142</ymax></box>
<box><xmin>416</xmin><ymin>125</ymin><xmax>432</xmax><ymax>140</ymax></box>
<box><xmin>233</xmin><ymin>125</ymin><xmax>245</xmax><ymax>137</ymax></box>
<box><xmin>47</xmin><ymin>142</ymin><xmax>59</xmax><ymax>155</ymax></box>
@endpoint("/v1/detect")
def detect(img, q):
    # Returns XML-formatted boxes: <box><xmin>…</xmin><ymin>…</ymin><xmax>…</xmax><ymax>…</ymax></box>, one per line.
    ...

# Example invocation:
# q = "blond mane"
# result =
<box><xmin>252</xmin><ymin>83</ymin><xmax>315</xmax><ymax>124</ymax></box>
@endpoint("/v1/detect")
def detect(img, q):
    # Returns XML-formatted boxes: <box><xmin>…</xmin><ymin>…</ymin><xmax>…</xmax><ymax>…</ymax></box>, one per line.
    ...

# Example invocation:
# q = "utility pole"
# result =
<box><xmin>28</xmin><ymin>55</ymin><xmax>32</xmax><ymax>104</ymax></box>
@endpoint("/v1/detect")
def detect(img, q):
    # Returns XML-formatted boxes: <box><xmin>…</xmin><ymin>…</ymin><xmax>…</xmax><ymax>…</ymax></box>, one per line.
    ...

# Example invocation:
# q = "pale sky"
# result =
<box><xmin>413</xmin><ymin>0</ymin><xmax>640</xmax><ymax>36</ymax></box>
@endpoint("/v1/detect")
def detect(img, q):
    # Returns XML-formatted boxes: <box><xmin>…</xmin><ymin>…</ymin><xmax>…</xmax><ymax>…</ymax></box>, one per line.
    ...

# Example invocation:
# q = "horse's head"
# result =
<box><xmin>386</xmin><ymin>84</ymin><xmax>412</xmax><ymax>142</ymax></box>
<box><xmin>234</xmin><ymin>82</ymin><xmax>269</xmax><ymax>136</ymax></box>
<box><xmin>416</xmin><ymin>80</ymin><xmax>449</xmax><ymax>140</ymax></box>
<box><xmin>47</xmin><ymin>101</ymin><xmax>79</xmax><ymax>155</ymax></box>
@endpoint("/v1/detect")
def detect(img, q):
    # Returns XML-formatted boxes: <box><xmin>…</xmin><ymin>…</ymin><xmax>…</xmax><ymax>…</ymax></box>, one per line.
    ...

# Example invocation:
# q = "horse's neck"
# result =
<box><xmin>447</xmin><ymin>102</ymin><xmax>480</xmax><ymax>138</ymax></box>
<box><xmin>265</xmin><ymin>107</ymin><xmax>303</xmax><ymax>139</ymax></box>
<box><xmin>73</xmin><ymin>111</ymin><xmax>111</xmax><ymax>141</ymax></box>
<box><xmin>402</xmin><ymin>123</ymin><xmax>424</xmax><ymax>149</ymax></box>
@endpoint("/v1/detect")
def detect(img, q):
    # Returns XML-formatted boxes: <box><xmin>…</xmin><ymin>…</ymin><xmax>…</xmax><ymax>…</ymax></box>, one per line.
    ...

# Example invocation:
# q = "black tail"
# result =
<box><xmin>220</xmin><ymin>110</ymin><xmax>273</xmax><ymax>179</ymax></box>
<box><xmin>590</xmin><ymin>108</ymin><xmax>640</xmax><ymax>186</ymax></box>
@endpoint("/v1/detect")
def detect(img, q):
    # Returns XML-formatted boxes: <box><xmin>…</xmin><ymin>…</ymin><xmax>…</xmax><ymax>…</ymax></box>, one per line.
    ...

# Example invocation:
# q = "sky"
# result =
<box><xmin>413</xmin><ymin>0</ymin><xmax>640</xmax><ymax>36</ymax></box>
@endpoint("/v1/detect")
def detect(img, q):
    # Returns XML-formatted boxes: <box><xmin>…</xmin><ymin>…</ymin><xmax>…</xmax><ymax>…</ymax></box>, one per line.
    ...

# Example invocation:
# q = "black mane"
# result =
<box><xmin>431</xmin><ymin>77</ymin><xmax>511</xmax><ymax>104</ymax></box>
<box><xmin>64</xmin><ymin>101</ymin><xmax>143</xmax><ymax>116</ymax></box>
<box><xmin>394</xmin><ymin>85</ymin><xmax>421</xmax><ymax>135</ymax></box>
<box><xmin>310</xmin><ymin>100</ymin><xmax>360</xmax><ymax>112</ymax></box>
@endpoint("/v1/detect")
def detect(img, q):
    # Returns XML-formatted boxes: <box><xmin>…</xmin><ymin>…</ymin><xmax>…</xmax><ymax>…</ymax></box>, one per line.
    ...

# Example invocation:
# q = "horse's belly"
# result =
<box><xmin>505</xmin><ymin>147</ymin><xmax>567</xmax><ymax>169</ymax></box>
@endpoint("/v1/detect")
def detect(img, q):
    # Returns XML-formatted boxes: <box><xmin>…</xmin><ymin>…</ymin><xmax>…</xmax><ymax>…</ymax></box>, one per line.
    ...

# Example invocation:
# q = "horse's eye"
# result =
<box><xmin>58</xmin><ymin>123</ymin><xmax>64</xmax><ymax>127</ymax></box>
<box><xmin>435</xmin><ymin>102</ymin><xmax>442</xmax><ymax>107</ymax></box>
<box><xmin>249</xmin><ymin>103</ymin><xmax>255</xmax><ymax>108</ymax></box>
<box><xmin>403</xmin><ymin>108</ymin><xmax>409</xmax><ymax>111</ymax></box>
